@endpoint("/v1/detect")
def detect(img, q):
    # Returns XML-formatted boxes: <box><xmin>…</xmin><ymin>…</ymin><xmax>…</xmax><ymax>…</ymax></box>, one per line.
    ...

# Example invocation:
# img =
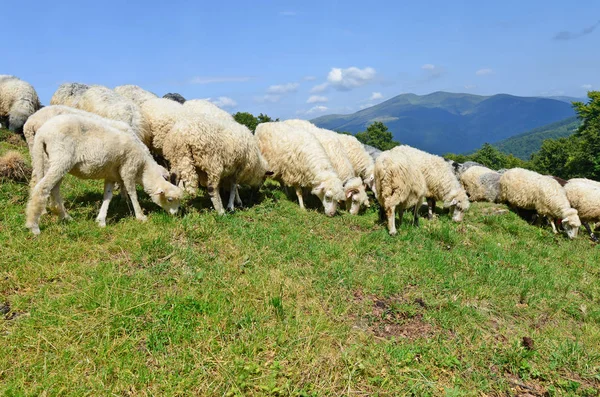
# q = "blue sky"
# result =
<box><xmin>2</xmin><ymin>0</ymin><xmax>598</xmax><ymax>119</ymax></box>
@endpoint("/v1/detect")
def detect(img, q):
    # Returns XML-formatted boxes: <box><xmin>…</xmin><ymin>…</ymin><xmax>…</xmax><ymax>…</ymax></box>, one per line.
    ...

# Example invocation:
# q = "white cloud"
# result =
<box><xmin>327</xmin><ymin>66</ymin><xmax>376</xmax><ymax>91</ymax></box>
<box><xmin>306</xmin><ymin>105</ymin><xmax>329</xmax><ymax>114</ymax></box>
<box><xmin>310</xmin><ymin>82</ymin><xmax>329</xmax><ymax>93</ymax></box>
<box><xmin>476</xmin><ymin>68</ymin><xmax>494</xmax><ymax>76</ymax></box>
<box><xmin>419</xmin><ymin>64</ymin><xmax>444</xmax><ymax>82</ymax></box>
<box><xmin>359</xmin><ymin>103</ymin><xmax>374</xmax><ymax>110</ymax></box>
<box><xmin>304</xmin><ymin>75</ymin><xmax>317</xmax><ymax>81</ymax></box>
<box><xmin>209</xmin><ymin>96</ymin><xmax>237</xmax><ymax>108</ymax></box>
<box><xmin>279</xmin><ymin>11</ymin><xmax>297</xmax><ymax>16</ymax></box>
<box><xmin>190</xmin><ymin>76</ymin><xmax>252</xmax><ymax>84</ymax></box>
<box><xmin>267</xmin><ymin>83</ymin><xmax>299</xmax><ymax>95</ymax></box>
<box><xmin>370</xmin><ymin>92</ymin><xmax>383</xmax><ymax>100</ymax></box>
<box><xmin>307</xmin><ymin>95</ymin><xmax>328</xmax><ymax>104</ymax></box>
<box><xmin>464</xmin><ymin>84</ymin><xmax>478</xmax><ymax>90</ymax></box>
<box><xmin>254</xmin><ymin>94</ymin><xmax>281</xmax><ymax>103</ymax></box>
<box><xmin>582</xmin><ymin>84</ymin><xmax>593</xmax><ymax>90</ymax></box>
<box><xmin>421</xmin><ymin>64</ymin><xmax>436</xmax><ymax>70</ymax></box>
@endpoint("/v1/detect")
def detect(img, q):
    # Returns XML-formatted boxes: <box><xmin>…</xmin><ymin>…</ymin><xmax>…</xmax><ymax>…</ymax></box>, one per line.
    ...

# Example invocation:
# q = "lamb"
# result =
<box><xmin>374</xmin><ymin>149</ymin><xmax>427</xmax><ymax>235</ymax></box>
<box><xmin>163</xmin><ymin>115</ymin><xmax>270</xmax><ymax>215</ymax></box>
<box><xmin>163</xmin><ymin>93</ymin><xmax>186</xmax><ymax>104</ymax></box>
<box><xmin>256</xmin><ymin>122</ymin><xmax>345</xmax><ymax>216</ymax></box>
<box><xmin>49</xmin><ymin>83</ymin><xmax>89</xmax><ymax>107</ymax></box>
<box><xmin>114</xmin><ymin>85</ymin><xmax>158</xmax><ymax>106</ymax></box>
<box><xmin>565</xmin><ymin>178</ymin><xmax>600</xmax><ymax>242</ymax></box>
<box><xmin>498</xmin><ymin>168</ymin><xmax>580</xmax><ymax>238</ymax></box>
<box><xmin>0</xmin><ymin>75</ymin><xmax>41</xmax><ymax>132</ymax></box>
<box><xmin>393</xmin><ymin>145</ymin><xmax>470</xmax><ymax>222</ymax></box>
<box><xmin>337</xmin><ymin>133</ymin><xmax>376</xmax><ymax>193</ymax></box>
<box><xmin>284</xmin><ymin>120</ymin><xmax>369</xmax><ymax>215</ymax></box>
<box><xmin>25</xmin><ymin>114</ymin><xmax>183</xmax><ymax>235</ymax></box>
<box><xmin>183</xmin><ymin>99</ymin><xmax>234</xmax><ymax>121</ymax></box>
<box><xmin>459</xmin><ymin>165</ymin><xmax>500</xmax><ymax>202</ymax></box>
<box><xmin>51</xmin><ymin>85</ymin><xmax>151</xmax><ymax>147</ymax></box>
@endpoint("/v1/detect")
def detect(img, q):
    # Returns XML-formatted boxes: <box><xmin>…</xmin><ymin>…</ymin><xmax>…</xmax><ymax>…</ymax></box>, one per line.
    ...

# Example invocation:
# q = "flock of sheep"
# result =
<box><xmin>1</xmin><ymin>74</ymin><xmax>599</xmax><ymax>241</ymax></box>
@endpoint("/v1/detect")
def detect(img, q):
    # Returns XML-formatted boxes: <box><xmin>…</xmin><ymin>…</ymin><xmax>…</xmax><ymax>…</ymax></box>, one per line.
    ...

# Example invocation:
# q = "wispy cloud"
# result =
<box><xmin>307</xmin><ymin>95</ymin><xmax>328</xmax><ymax>104</ymax></box>
<box><xmin>267</xmin><ymin>83</ymin><xmax>299</xmax><ymax>94</ymax></box>
<box><xmin>310</xmin><ymin>82</ymin><xmax>329</xmax><ymax>93</ymax></box>
<box><xmin>304</xmin><ymin>75</ymin><xmax>317</xmax><ymax>81</ymax></box>
<box><xmin>208</xmin><ymin>96</ymin><xmax>237</xmax><ymax>108</ymax></box>
<box><xmin>370</xmin><ymin>92</ymin><xmax>383</xmax><ymax>101</ymax></box>
<box><xmin>279</xmin><ymin>11</ymin><xmax>297</xmax><ymax>16</ymax></box>
<box><xmin>464</xmin><ymin>84</ymin><xmax>478</xmax><ymax>90</ymax></box>
<box><xmin>254</xmin><ymin>94</ymin><xmax>281</xmax><ymax>103</ymax></box>
<box><xmin>475</xmin><ymin>68</ymin><xmax>494</xmax><ymax>76</ymax></box>
<box><xmin>327</xmin><ymin>66</ymin><xmax>376</xmax><ymax>91</ymax></box>
<box><xmin>582</xmin><ymin>84</ymin><xmax>593</xmax><ymax>90</ymax></box>
<box><xmin>554</xmin><ymin>20</ymin><xmax>600</xmax><ymax>40</ymax></box>
<box><xmin>190</xmin><ymin>76</ymin><xmax>252</xmax><ymax>84</ymax></box>
<box><xmin>306</xmin><ymin>105</ymin><xmax>329</xmax><ymax>114</ymax></box>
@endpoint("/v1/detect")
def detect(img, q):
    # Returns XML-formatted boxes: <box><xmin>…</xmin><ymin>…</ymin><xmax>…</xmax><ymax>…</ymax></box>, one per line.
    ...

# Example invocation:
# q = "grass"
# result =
<box><xmin>1</xmin><ymin>128</ymin><xmax>599</xmax><ymax>396</ymax></box>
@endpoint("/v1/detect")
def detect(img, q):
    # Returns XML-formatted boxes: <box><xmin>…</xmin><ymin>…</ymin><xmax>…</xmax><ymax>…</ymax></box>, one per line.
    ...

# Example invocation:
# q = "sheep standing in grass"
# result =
<box><xmin>114</xmin><ymin>85</ymin><xmax>158</xmax><ymax>106</ymax></box>
<box><xmin>459</xmin><ymin>165</ymin><xmax>501</xmax><ymax>202</ymax></box>
<box><xmin>284</xmin><ymin>120</ymin><xmax>369</xmax><ymax>215</ymax></box>
<box><xmin>163</xmin><ymin>115</ymin><xmax>269</xmax><ymax>214</ymax></box>
<box><xmin>256</xmin><ymin>122</ymin><xmax>344</xmax><ymax>216</ymax></box>
<box><xmin>338</xmin><ymin>134</ymin><xmax>376</xmax><ymax>193</ymax></box>
<box><xmin>565</xmin><ymin>179</ymin><xmax>600</xmax><ymax>242</ymax></box>
<box><xmin>394</xmin><ymin>145</ymin><xmax>470</xmax><ymax>221</ymax></box>
<box><xmin>51</xmin><ymin>85</ymin><xmax>151</xmax><ymax>147</ymax></box>
<box><xmin>49</xmin><ymin>83</ymin><xmax>89</xmax><ymax>107</ymax></box>
<box><xmin>374</xmin><ymin>149</ymin><xmax>427</xmax><ymax>235</ymax></box>
<box><xmin>139</xmin><ymin>97</ymin><xmax>185</xmax><ymax>154</ymax></box>
<box><xmin>0</xmin><ymin>75</ymin><xmax>41</xmax><ymax>132</ymax></box>
<box><xmin>26</xmin><ymin>114</ymin><xmax>183</xmax><ymax>235</ymax></box>
<box><xmin>498</xmin><ymin>168</ymin><xmax>580</xmax><ymax>238</ymax></box>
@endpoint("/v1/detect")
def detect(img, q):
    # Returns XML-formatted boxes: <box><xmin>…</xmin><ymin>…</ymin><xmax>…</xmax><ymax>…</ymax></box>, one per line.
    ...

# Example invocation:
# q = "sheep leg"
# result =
<box><xmin>583</xmin><ymin>222</ymin><xmax>598</xmax><ymax>242</ymax></box>
<box><xmin>235</xmin><ymin>186</ymin><xmax>243</xmax><ymax>206</ymax></box>
<box><xmin>386</xmin><ymin>205</ymin><xmax>397</xmax><ymax>235</ymax></box>
<box><xmin>208</xmin><ymin>179</ymin><xmax>225</xmax><ymax>215</ymax></box>
<box><xmin>50</xmin><ymin>180</ymin><xmax>71</xmax><ymax>221</ymax></box>
<box><xmin>398</xmin><ymin>208</ymin><xmax>404</xmax><ymax>226</ymax></box>
<box><xmin>25</xmin><ymin>165</ymin><xmax>69</xmax><ymax>235</ymax></box>
<box><xmin>226</xmin><ymin>181</ymin><xmax>237</xmax><ymax>212</ymax></box>
<box><xmin>122</xmin><ymin>178</ymin><xmax>147</xmax><ymax>222</ymax></box>
<box><xmin>295</xmin><ymin>186</ymin><xmax>305</xmax><ymax>210</ymax></box>
<box><xmin>550</xmin><ymin>219</ymin><xmax>558</xmax><ymax>234</ymax></box>
<box><xmin>413</xmin><ymin>205</ymin><xmax>420</xmax><ymax>227</ymax></box>
<box><xmin>96</xmin><ymin>181</ymin><xmax>115</xmax><ymax>227</ymax></box>
<box><xmin>345</xmin><ymin>198</ymin><xmax>352</xmax><ymax>212</ymax></box>
<box><xmin>427</xmin><ymin>198</ymin><xmax>436</xmax><ymax>220</ymax></box>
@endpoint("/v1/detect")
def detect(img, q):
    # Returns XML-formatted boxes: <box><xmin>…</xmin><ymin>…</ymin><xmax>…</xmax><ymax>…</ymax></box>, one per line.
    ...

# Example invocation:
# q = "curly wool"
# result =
<box><xmin>183</xmin><ymin>99</ymin><xmax>234</xmax><ymax>121</ymax></box>
<box><xmin>337</xmin><ymin>134</ymin><xmax>375</xmax><ymax>186</ymax></box>
<box><xmin>0</xmin><ymin>75</ymin><xmax>41</xmax><ymax>132</ymax></box>
<box><xmin>565</xmin><ymin>180</ymin><xmax>600</xmax><ymax>223</ymax></box>
<box><xmin>460</xmin><ymin>165</ymin><xmax>496</xmax><ymax>202</ymax></box>
<box><xmin>139</xmin><ymin>97</ymin><xmax>186</xmax><ymax>154</ymax></box>
<box><xmin>114</xmin><ymin>85</ymin><xmax>158</xmax><ymax>106</ymax></box>
<box><xmin>49</xmin><ymin>83</ymin><xmax>89</xmax><ymax>107</ymax></box>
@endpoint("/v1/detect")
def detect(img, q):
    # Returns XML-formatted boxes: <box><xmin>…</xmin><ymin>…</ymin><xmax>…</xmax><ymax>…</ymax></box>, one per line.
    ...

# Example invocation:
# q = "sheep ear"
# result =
<box><xmin>155</xmin><ymin>188</ymin><xmax>165</xmax><ymax>195</ymax></box>
<box><xmin>346</xmin><ymin>190</ymin><xmax>353</xmax><ymax>199</ymax></box>
<box><xmin>311</xmin><ymin>183</ymin><xmax>325</xmax><ymax>194</ymax></box>
<box><xmin>170</xmin><ymin>171</ymin><xmax>180</xmax><ymax>185</ymax></box>
<box><xmin>450</xmin><ymin>198</ymin><xmax>458</xmax><ymax>206</ymax></box>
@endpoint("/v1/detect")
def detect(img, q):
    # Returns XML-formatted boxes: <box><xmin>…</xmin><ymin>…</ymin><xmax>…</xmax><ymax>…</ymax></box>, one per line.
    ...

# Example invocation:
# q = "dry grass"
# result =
<box><xmin>0</xmin><ymin>150</ymin><xmax>31</xmax><ymax>182</ymax></box>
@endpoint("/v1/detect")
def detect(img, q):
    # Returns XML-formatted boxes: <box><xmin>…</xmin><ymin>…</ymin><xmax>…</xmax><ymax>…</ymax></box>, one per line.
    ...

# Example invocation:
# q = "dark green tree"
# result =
<box><xmin>569</xmin><ymin>91</ymin><xmax>600</xmax><ymax>179</ymax></box>
<box><xmin>354</xmin><ymin>122</ymin><xmax>399</xmax><ymax>151</ymax></box>
<box><xmin>233</xmin><ymin>112</ymin><xmax>259</xmax><ymax>133</ymax></box>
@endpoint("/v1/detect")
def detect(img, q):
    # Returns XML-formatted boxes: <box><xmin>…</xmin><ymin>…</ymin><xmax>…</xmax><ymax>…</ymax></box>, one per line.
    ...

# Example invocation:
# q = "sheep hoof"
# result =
<box><xmin>96</xmin><ymin>219</ymin><xmax>106</xmax><ymax>228</ymax></box>
<box><xmin>591</xmin><ymin>235</ymin><xmax>599</xmax><ymax>243</ymax></box>
<box><xmin>61</xmin><ymin>214</ymin><xmax>72</xmax><ymax>222</ymax></box>
<box><xmin>137</xmin><ymin>215</ymin><xmax>148</xmax><ymax>222</ymax></box>
<box><xmin>29</xmin><ymin>226</ymin><xmax>40</xmax><ymax>235</ymax></box>
<box><xmin>389</xmin><ymin>230</ymin><xmax>397</xmax><ymax>236</ymax></box>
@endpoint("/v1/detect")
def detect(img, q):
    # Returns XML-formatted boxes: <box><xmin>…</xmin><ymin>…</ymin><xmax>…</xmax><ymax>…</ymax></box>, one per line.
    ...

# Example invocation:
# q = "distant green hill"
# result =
<box><xmin>493</xmin><ymin>116</ymin><xmax>581</xmax><ymax>159</ymax></box>
<box><xmin>311</xmin><ymin>91</ymin><xmax>576</xmax><ymax>155</ymax></box>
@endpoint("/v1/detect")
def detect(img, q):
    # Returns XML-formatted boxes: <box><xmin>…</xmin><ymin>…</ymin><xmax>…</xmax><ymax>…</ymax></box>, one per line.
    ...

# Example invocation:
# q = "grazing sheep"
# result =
<box><xmin>363</xmin><ymin>144</ymin><xmax>382</xmax><ymax>160</ymax></box>
<box><xmin>284</xmin><ymin>120</ymin><xmax>368</xmax><ymax>215</ymax></box>
<box><xmin>49</xmin><ymin>83</ymin><xmax>89</xmax><ymax>107</ymax></box>
<box><xmin>163</xmin><ymin>93</ymin><xmax>186</xmax><ymax>104</ymax></box>
<box><xmin>337</xmin><ymin>134</ymin><xmax>376</xmax><ymax>193</ymax></box>
<box><xmin>393</xmin><ymin>145</ymin><xmax>470</xmax><ymax>222</ymax></box>
<box><xmin>114</xmin><ymin>85</ymin><xmax>158</xmax><ymax>105</ymax></box>
<box><xmin>565</xmin><ymin>178</ymin><xmax>600</xmax><ymax>242</ymax></box>
<box><xmin>459</xmin><ymin>165</ymin><xmax>501</xmax><ymax>202</ymax></box>
<box><xmin>256</xmin><ymin>122</ymin><xmax>344</xmax><ymax>216</ymax></box>
<box><xmin>139</xmin><ymin>97</ymin><xmax>185</xmax><ymax>154</ymax></box>
<box><xmin>183</xmin><ymin>99</ymin><xmax>234</xmax><ymax>121</ymax></box>
<box><xmin>25</xmin><ymin>114</ymin><xmax>183</xmax><ymax>235</ymax></box>
<box><xmin>498</xmin><ymin>168</ymin><xmax>580</xmax><ymax>238</ymax></box>
<box><xmin>163</xmin><ymin>115</ymin><xmax>269</xmax><ymax>214</ymax></box>
<box><xmin>0</xmin><ymin>75</ymin><xmax>41</xmax><ymax>132</ymax></box>
<box><xmin>374</xmin><ymin>149</ymin><xmax>427</xmax><ymax>235</ymax></box>
<box><xmin>446</xmin><ymin>160</ymin><xmax>484</xmax><ymax>178</ymax></box>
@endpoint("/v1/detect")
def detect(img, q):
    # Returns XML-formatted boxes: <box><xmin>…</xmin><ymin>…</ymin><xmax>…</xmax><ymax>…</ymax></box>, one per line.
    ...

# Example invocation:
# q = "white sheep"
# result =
<box><xmin>337</xmin><ymin>133</ymin><xmax>376</xmax><ymax>193</ymax></box>
<box><xmin>163</xmin><ymin>115</ymin><xmax>270</xmax><ymax>215</ymax></box>
<box><xmin>51</xmin><ymin>85</ymin><xmax>151</xmax><ymax>147</ymax></box>
<box><xmin>256</xmin><ymin>122</ymin><xmax>345</xmax><ymax>216</ymax></box>
<box><xmin>459</xmin><ymin>165</ymin><xmax>499</xmax><ymax>202</ymax></box>
<box><xmin>565</xmin><ymin>179</ymin><xmax>600</xmax><ymax>242</ymax></box>
<box><xmin>0</xmin><ymin>75</ymin><xmax>41</xmax><ymax>132</ymax></box>
<box><xmin>374</xmin><ymin>149</ymin><xmax>427</xmax><ymax>235</ymax></box>
<box><xmin>393</xmin><ymin>145</ymin><xmax>470</xmax><ymax>221</ymax></box>
<box><xmin>26</xmin><ymin>114</ymin><xmax>183</xmax><ymax>235</ymax></box>
<box><xmin>183</xmin><ymin>99</ymin><xmax>234</xmax><ymax>121</ymax></box>
<box><xmin>139</xmin><ymin>97</ymin><xmax>186</xmax><ymax>154</ymax></box>
<box><xmin>49</xmin><ymin>82</ymin><xmax>89</xmax><ymax>107</ymax></box>
<box><xmin>284</xmin><ymin>119</ymin><xmax>369</xmax><ymax>215</ymax></box>
<box><xmin>498</xmin><ymin>168</ymin><xmax>580</xmax><ymax>238</ymax></box>
<box><xmin>114</xmin><ymin>85</ymin><xmax>158</xmax><ymax>106</ymax></box>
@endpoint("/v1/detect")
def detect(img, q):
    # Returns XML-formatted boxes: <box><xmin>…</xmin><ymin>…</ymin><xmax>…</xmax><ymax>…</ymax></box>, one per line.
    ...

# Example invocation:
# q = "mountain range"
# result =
<box><xmin>311</xmin><ymin>92</ymin><xmax>579</xmax><ymax>155</ymax></box>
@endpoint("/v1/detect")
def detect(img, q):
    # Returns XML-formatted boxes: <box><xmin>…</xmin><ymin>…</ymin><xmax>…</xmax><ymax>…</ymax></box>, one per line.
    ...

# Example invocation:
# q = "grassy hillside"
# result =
<box><xmin>493</xmin><ymin>116</ymin><xmax>581</xmax><ymax>160</ymax></box>
<box><xmin>311</xmin><ymin>92</ymin><xmax>576</xmax><ymax>155</ymax></box>
<box><xmin>1</xmin><ymin>129</ymin><xmax>600</xmax><ymax>396</ymax></box>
